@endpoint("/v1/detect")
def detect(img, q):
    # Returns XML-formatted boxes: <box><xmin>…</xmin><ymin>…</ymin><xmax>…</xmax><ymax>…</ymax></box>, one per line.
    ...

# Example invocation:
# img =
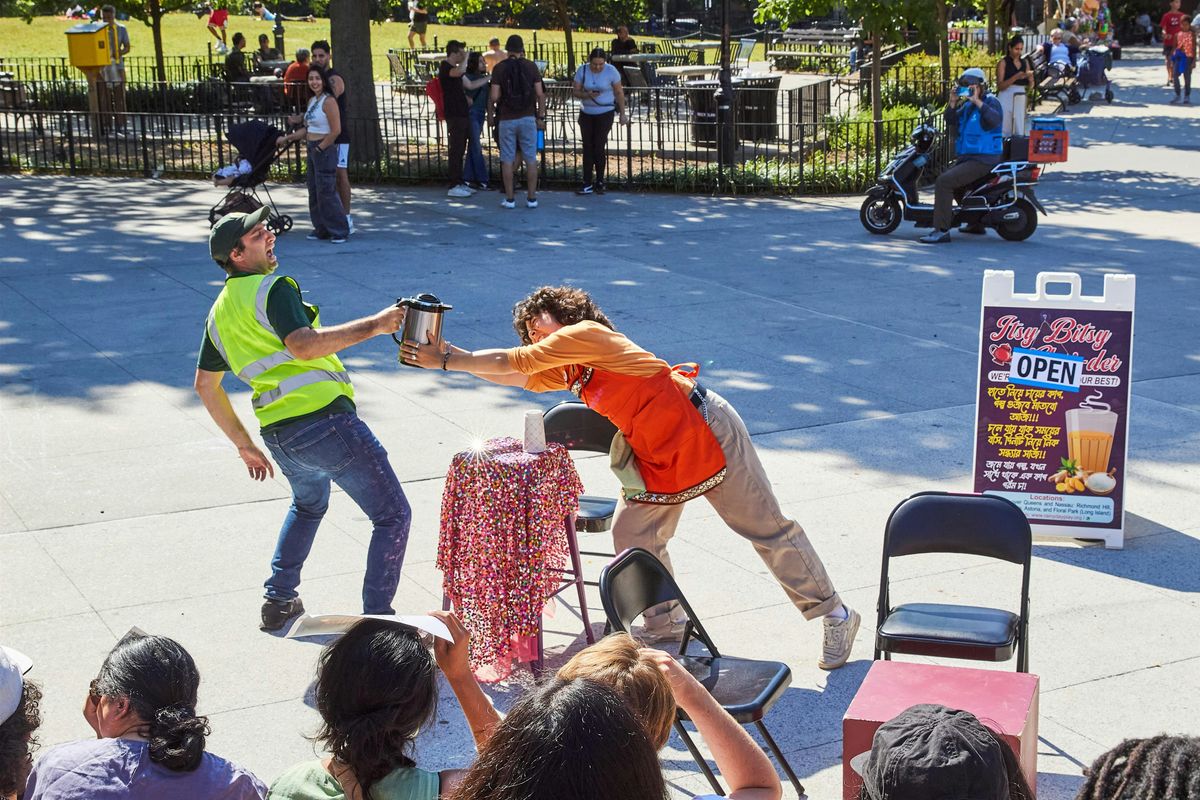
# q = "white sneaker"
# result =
<box><xmin>330</xmin><ymin>236</ymin><xmax>347</xmax><ymax>244</ymax></box>
<box><xmin>500</xmin><ymin>197</ymin><xmax>516</xmax><ymax>209</ymax></box>
<box><xmin>818</xmin><ymin>607</ymin><xmax>860</xmax><ymax>670</ymax></box>
<box><xmin>526</xmin><ymin>197</ymin><xmax>539</xmax><ymax>209</ymax></box>
<box><xmin>216</xmin><ymin>42</ymin><xmax>228</xmax><ymax>54</ymax></box>
<box><xmin>447</xmin><ymin>184</ymin><xmax>473</xmax><ymax>198</ymax></box>
<box><xmin>347</xmin><ymin>216</ymin><xmax>355</xmax><ymax>235</ymax></box>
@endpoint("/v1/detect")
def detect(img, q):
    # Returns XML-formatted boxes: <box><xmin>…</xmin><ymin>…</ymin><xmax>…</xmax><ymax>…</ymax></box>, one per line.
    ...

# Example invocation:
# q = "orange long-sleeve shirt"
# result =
<box><xmin>505</xmin><ymin>321</ymin><xmax>694</xmax><ymax>396</ymax></box>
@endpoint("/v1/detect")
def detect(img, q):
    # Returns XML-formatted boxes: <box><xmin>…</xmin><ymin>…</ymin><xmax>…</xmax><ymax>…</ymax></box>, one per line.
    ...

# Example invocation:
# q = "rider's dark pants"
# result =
<box><xmin>933</xmin><ymin>158</ymin><xmax>996</xmax><ymax>231</ymax></box>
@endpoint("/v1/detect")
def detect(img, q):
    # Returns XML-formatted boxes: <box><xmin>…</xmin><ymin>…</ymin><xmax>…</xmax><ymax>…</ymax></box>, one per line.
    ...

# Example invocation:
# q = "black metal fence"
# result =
<box><xmin>0</xmin><ymin>55</ymin><xmax>223</xmax><ymax>84</ymax></box>
<box><xmin>0</xmin><ymin>77</ymin><xmax>951</xmax><ymax>194</ymax></box>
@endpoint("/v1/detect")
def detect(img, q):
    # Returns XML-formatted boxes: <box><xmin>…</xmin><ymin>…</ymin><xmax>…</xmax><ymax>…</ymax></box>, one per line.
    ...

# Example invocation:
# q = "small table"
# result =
<box><xmin>657</xmin><ymin>64</ymin><xmax>721</xmax><ymax>80</ymax></box>
<box><xmin>674</xmin><ymin>40</ymin><xmax>723</xmax><ymax>64</ymax></box>
<box><xmin>843</xmin><ymin>661</ymin><xmax>1039</xmax><ymax>799</ymax></box>
<box><xmin>612</xmin><ymin>52</ymin><xmax>677</xmax><ymax>64</ymax></box>
<box><xmin>437</xmin><ymin>437</ymin><xmax>584</xmax><ymax>682</ymax></box>
<box><xmin>417</xmin><ymin>52</ymin><xmax>445</xmax><ymax>62</ymax></box>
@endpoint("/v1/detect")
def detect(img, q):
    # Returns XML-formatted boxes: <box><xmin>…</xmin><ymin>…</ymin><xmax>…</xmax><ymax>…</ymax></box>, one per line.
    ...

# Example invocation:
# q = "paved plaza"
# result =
<box><xmin>1</xmin><ymin>49</ymin><xmax>1198</xmax><ymax>798</ymax></box>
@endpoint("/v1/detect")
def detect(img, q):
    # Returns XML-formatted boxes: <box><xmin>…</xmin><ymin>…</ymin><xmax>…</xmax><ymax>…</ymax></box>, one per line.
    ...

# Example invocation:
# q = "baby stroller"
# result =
<box><xmin>1076</xmin><ymin>44</ymin><xmax>1114</xmax><ymax>103</ymax></box>
<box><xmin>207</xmin><ymin>119</ymin><xmax>294</xmax><ymax>233</ymax></box>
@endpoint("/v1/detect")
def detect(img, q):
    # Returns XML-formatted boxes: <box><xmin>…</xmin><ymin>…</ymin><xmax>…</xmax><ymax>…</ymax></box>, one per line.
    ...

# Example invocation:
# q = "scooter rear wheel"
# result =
<box><xmin>860</xmin><ymin>195</ymin><xmax>902</xmax><ymax>235</ymax></box>
<box><xmin>996</xmin><ymin>198</ymin><xmax>1038</xmax><ymax>242</ymax></box>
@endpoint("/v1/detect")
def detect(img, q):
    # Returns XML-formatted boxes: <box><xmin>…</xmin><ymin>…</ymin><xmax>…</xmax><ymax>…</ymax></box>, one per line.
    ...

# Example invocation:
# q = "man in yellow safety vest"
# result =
<box><xmin>194</xmin><ymin>207</ymin><xmax>409</xmax><ymax>631</ymax></box>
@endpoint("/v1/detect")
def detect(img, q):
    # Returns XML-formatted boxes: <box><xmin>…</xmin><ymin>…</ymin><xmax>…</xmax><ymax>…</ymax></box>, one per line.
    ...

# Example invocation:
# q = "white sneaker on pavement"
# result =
<box><xmin>447</xmin><ymin>184</ymin><xmax>473</xmax><ymax>198</ymax></box>
<box><xmin>818</xmin><ymin>607</ymin><xmax>860</xmax><ymax>670</ymax></box>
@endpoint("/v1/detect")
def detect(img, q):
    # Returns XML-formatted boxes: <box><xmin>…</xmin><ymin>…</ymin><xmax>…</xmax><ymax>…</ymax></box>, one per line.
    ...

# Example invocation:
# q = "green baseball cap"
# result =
<box><xmin>209</xmin><ymin>206</ymin><xmax>272</xmax><ymax>267</ymax></box>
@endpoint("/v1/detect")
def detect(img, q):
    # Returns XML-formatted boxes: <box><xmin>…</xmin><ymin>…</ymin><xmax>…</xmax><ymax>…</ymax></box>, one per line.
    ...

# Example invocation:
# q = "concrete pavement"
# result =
<box><xmin>1</xmin><ymin>48</ymin><xmax>1197</xmax><ymax>798</ymax></box>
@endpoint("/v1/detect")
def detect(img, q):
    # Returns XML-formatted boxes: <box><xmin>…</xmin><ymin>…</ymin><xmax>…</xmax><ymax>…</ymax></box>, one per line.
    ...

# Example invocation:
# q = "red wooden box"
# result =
<box><xmin>843</xmin><ymin>661</ymin><xmax>1039</xmax><ymax>799</ymax></box>
<box><xmin>1029</xmin><ymin>129</ymin><xmax>1069</xmax><ymax>162</ymax></box>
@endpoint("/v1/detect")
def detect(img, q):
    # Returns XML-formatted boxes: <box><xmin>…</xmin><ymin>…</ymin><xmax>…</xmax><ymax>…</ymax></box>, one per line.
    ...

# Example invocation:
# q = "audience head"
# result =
<box><xmin>0</xmin><ymin>647</ymin><xmax>40</xmax><ymax>799</ymax></box>
<box><xmin>100</xmin><ymin>4</ymin><xmax>115</xmax><ymax>21</ymax></box>
<box><xmin>557</xmin><ymin>634</ymin><xmax>675</xmax><ymax>749</ymax></box>
<box><xmin>489</xmin><ymin>37</ymin><xmax>500</xmax><ymax>48</ymax></box>
<box><xmin>446</xmin><ymin>39</ymin><xmax>465</xmax><ymax>58</ymax></box>
<box><xmin>587</xmin><ymin>47</ymin><xmax>607</xmax><ymax>70</ymax></box>
<box><xmin>258</xmin><ymin>33</ymin><xmax>270</xmax><ymax>46</ymax></box>
<box><xmin>232</xmin><ymin>31</ymin><xmax>245</xmax><ymax>48</ymax></box>
<box><xmin>617</xmin><ymin>25</ymin><xmax>630</xmax><ymax>38</ymax></box>
<box><xmin>87</xmin><ymin>630</ymin><xmax>211</xmax><ymax>772</ymax></box>
<box><xmin>450</xmin><ymin>678</ymin><xmax>666</xmax><ymax>800</ymax></box>
<box><xmin>314</xmin><ymin>619</ymin><xmax>438</xmax><ymax>797</ymax></box>
<box><xmin>466</xmin><ymin>51</ymin><xmax>482</xmax><ymax>73</ymax></box>
<box><xmin>295</xmin><ymin>47</ymin><xmax>310</xmax><ymax>63</ymax></box>
<box><xmin>505</xmin><ymin>34</ymin><xmax>524</xmax><ymax>54</ymax></box>
<box><xmin>854</xmin><ymin>704</ymin><xmax>1033</xmax><ymax>800</ymax></box>
<box><xmin>307</xmin><ymin>64</ymin><xmax>333</xmax><ymax>94</ymax></box>
<box><xmin>1007</xmin><ymin>35</ymin><xmax>1024</xmax><ymax>57</ymax></box>
<box><xmin>1075</xmin><ymin>736</ymin><xmax>1200</xmax><ymax>800</ymax></box>
<box><xmin>311</xmin><ymin>39</ymin><xmax>331</xmax><ymax>69</ymax></box>
<box><xmin>512</xmin><ymin>286</ymin><xmax>615</xmax><ymax>345</ymax></box>
<box><xmin>1051</xmin><ymin>28</ymin><xmax>1063</xmax><ymax>41</ymax></box>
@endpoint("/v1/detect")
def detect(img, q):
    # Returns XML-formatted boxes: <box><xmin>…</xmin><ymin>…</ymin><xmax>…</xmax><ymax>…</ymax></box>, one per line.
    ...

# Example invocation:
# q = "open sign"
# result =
<box><xmin>1009</xmin><ymin>347</ymin><xmax>1085</xmax><ymax>392</ymax></box>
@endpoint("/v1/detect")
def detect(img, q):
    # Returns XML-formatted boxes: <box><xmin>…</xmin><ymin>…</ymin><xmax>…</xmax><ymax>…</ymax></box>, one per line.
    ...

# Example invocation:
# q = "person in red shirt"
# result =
<box><xmin>282</xmin><ymin>47</ymin><xmax>311</xmax><ymax>111</ymax></box>
<box><xmin>1171</xmin><ymin>15</ymin><xmax>1195</xmax><ymax>102</ymax></box>
<box><xmin>206</xmin><ymin>4</ymin><xmax>229</xmax><ymax>54</ymax></box>
<box><xmin>1161</xmin><ymin>0</ymin><xmax>1186</xmax><ymax>84</ymax></box>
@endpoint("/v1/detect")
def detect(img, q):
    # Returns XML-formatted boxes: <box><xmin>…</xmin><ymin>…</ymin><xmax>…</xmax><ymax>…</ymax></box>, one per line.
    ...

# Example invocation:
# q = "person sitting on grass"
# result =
<box><xmin>267</xmin><ymin>613</ymin><xmax>499</xmax><ymax>800</ymax></box>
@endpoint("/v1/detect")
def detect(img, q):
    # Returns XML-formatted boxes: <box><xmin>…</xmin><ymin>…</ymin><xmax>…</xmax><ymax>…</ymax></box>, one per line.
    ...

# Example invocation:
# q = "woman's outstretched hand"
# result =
<box><xmin>400</xmin><ymin>331</ymin><xmax>446</xmax><ymax>369</ymax></box>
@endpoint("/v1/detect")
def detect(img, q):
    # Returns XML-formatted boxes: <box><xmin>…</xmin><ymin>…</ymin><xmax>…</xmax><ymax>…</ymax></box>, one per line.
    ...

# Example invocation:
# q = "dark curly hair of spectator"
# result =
<box><xmin>0</xmin><ymin>680</ymin><xmax>43</xmax><ymax>797</ymax></box>
<box><xmin>512</xmin><ymin>286</ymin><xmax>616</xmax><ymax>344</ymax></box>
<box><xmin>1076</xmin><ymin>736</ymin><xmax>1200</xmax><ymax>800</ymax></box>
<box><xmin>313</xmin><ymin>619</ymin><xmax>439</xmax><ymax>798</ymax></box>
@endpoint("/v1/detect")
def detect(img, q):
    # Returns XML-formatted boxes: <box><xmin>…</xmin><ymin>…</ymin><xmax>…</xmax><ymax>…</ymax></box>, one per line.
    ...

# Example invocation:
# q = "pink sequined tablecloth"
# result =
<box><xmin>437</xmin><ymin>437</ymin><xmax>583</xmax><ymax>682</ymax></box>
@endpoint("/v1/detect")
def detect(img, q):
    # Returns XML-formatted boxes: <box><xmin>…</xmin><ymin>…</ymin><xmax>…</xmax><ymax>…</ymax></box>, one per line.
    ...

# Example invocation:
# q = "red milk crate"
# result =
<box><xmin>1029</xmin><ymin>128</ymin><xmax>1069</xmax><ymax>162</ymax></box>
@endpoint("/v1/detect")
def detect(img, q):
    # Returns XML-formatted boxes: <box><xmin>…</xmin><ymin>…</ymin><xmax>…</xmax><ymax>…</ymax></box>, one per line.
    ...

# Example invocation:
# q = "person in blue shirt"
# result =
<box><xmin>920</xmin><ymin>68</ymin><xmax>1005</xmax><ymax>244</ymax></box>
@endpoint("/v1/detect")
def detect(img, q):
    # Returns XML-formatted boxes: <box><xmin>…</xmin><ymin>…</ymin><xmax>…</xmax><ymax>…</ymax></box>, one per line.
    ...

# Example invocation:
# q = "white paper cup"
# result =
<box><xmin>523</xmin><ymin>410</ymin><xmax>547</xmax><ymax>454</ymax></box>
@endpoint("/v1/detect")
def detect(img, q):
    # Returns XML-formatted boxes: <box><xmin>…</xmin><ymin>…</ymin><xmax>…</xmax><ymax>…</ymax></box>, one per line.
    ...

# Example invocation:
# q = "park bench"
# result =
<box><xmin>1029</xmin><ymin>46</ymin><xmax>1078</xmax><ymax>111</ymax></box>
<box><xmin>767</xmin><ymin>28</ymin><xmax>868</xmax><ymax>72</ymax></box>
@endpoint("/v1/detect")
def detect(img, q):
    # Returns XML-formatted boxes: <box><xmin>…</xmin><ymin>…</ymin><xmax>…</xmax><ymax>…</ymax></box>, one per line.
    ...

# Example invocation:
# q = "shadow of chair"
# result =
<box><xmin>875</xmin><ymin>491</ymin><xmax>1032</xmax><ymax>673</ymax></box>
<box><xmin>599</xmin><ymin>547</ymin><xmax>806</xmax><ymax>797</ymax></box>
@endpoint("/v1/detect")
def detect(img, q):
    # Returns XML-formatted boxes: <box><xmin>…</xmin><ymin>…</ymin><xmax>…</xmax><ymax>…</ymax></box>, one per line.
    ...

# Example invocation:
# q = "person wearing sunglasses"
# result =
<box><xmin>920</xmin><ymin>67</ymin><xmax>1005</xmax><ymax>244</ymax></box>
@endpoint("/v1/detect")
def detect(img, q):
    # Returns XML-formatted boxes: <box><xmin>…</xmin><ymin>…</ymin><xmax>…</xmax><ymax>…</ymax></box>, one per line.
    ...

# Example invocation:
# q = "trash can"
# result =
<box><xmin>66</xmin><ymin>22</ymin><xmax>114</xmax><ymax>69</ymax></box>
<box><xmin>686</xmin><ymin>80</ymin><xmax>718</xmax><ymax>147</ymax></box>
<box><xmin>735</xmin><ymin>75</ymin><xmax>781</xmax><ymax>142</ymax></box>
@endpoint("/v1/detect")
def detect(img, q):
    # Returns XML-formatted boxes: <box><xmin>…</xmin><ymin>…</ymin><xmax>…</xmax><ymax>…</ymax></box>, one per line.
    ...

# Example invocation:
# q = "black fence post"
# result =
<box><xmin>65</xmin><ymin>112</ymin><xmax>77</xmax><ymax>176</ymax></box>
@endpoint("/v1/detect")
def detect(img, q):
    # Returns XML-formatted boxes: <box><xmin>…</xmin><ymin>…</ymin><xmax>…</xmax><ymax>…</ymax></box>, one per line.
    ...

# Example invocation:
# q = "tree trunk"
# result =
<box><xmin>937</xmin><ymin>0</ymin><xmax>950</xmax><ymax>87</ymax></box>
<box><xmin>871</xmin><ymin>28</ymin><xmax>882</xmax><ymax>175</ymax></box>
<box><xmin>149</xmin><ymin>0</ymin><xmax>166</xmax><ymax>83</ymax></box>
<box><xmin>554</xmin><ymin>0</ymin><xmax>575</xmax><ymax>76</ymax></box>
<box><xmin>987</xmin><ymin>0</ymin><xmax>998</xmax><ymax>53</ymax></box>
<box><xmin>329</xmin><ymin>0</ymin><xmax>381</xmax><ymax>168</ymax></box>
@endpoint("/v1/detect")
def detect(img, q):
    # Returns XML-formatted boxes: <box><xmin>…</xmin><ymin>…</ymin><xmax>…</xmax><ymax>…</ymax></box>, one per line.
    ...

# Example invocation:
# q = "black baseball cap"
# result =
<box><xmin>209</xmin><ymin>206</ymin><xmax>271</xmax><ymax>267</ymax></box>
<box><xmin>851</xmin><ymin>704</ymin><xmax>1010</xmax><ymax>800</ymax></box>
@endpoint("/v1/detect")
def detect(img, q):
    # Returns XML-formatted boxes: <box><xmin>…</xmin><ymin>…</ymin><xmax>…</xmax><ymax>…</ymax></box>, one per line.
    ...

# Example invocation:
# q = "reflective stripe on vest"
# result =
<box><xmin>206</xmin><ymin>273</ymin><xmax>354</xmax><ymax>427</ymax></box>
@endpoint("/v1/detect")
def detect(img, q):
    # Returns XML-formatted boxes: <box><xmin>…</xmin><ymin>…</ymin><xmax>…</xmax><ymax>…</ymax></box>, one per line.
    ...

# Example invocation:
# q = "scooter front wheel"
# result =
<box><xmin>860</xmin><ymin>194</ymin><xmax>902</xmax><ymax>235</ymax></box>
<box><xmin>996</xmin><ymin>198</ymin><xmax>1039</xmax><ymax>242</ymax></box>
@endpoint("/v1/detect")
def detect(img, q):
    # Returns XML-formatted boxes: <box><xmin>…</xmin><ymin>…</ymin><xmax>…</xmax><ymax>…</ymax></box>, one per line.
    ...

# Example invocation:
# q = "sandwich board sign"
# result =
<box><xmin>972</xmin><ymin>271</ymin><xmax>1135</xmax><ymax>549</ymax></box>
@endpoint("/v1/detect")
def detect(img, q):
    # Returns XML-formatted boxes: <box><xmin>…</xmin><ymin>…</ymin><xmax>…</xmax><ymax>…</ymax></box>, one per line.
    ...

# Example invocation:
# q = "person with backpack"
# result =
<box><xmin>487</xmin><ymin>35</ymin><xmax>546</xmax><ymax>209</ymax></box>
<box><xmin>439</xmin><ymin>41</ymin><xmax>475</xmax><ymax>199</ymax></box>
<box><xmin>1171</xmin><ymin>14</ymin><xmax>1194</xmax><ymax>103</ymax></box>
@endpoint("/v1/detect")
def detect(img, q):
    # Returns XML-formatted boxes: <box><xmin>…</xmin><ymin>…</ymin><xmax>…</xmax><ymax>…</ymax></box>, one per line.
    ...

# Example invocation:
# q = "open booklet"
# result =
<box><xmin>284</xmin><ymin>613</ymin><xmax>454</xmax><ymax>643</ymax></box>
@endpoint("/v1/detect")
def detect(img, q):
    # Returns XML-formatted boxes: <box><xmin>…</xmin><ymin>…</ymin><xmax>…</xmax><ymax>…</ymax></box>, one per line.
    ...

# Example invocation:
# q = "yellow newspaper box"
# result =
<box><xmin>66</xmin><ymin>22</ymin><xmax>115</xmax><ymax>69</ymax></box>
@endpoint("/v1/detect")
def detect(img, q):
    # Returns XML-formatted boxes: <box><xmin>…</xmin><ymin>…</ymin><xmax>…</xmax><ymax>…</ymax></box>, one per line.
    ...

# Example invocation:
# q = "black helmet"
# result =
<box><xmin>910</xmin><ymin>124</ymin><xmax>936</xmax><ymax>151</ymax></box>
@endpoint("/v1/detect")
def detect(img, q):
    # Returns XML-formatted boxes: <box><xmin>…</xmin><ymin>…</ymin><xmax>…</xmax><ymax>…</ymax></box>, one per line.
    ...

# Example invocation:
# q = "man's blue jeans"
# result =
<box><xmin>260</xmin><ymin>412</ymin><xmax>411</xmax><ymax>614</ymax></box>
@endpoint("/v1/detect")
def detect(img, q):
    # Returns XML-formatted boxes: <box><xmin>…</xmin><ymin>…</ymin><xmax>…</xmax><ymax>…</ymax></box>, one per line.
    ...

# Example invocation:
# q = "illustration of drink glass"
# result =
<box><xmin>1066</xmin><ymin>392</ymin><xmax>1117</xmax><ymax>474</ymax></box>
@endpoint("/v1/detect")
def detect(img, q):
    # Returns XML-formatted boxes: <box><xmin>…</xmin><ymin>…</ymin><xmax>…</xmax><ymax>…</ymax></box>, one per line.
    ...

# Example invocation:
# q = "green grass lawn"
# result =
<box><xmin>0</xmin><ymin>14</ymin><xmax>621</xmax><ymax>79</ymax></box>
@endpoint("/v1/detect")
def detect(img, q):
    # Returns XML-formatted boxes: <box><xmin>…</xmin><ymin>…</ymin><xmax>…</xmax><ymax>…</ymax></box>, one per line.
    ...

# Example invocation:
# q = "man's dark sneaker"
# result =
<box><xmin>576</xmin><ymin>184</ymin><xmax>594</xmax><ymax>195</ymax></box>
<box><xmin>960</xmin><ymin>223</ymin><xmax>987</xmax><ymax>235</ymax></box>
<box><xmin>595</xmin><ymin>180</ymin><xmax>607</xmax><ymax>194</ymax></box>
<box><xmin>260</xmin><ymin>597</ymin><xmax>304</xmax><ymax>631</ymax></box>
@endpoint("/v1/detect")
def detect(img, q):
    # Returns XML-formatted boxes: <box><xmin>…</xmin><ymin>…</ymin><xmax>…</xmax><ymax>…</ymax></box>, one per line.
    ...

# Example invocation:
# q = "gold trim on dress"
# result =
<box><xmin>625</xmin><ymin>467</ymin><xmax>727</xmax><ymax>505</ymax></box>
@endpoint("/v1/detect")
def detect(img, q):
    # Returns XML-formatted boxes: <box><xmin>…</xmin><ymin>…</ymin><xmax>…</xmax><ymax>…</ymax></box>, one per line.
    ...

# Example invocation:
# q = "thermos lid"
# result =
<box><xmin>398</xmin><ymin>293</ymin><xmax>453</xmax><ymax>312</ymax></box>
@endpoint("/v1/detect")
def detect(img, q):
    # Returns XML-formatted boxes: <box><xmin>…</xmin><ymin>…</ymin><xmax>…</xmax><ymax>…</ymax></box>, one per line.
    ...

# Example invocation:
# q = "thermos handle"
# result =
<box><xmin>391</xmin><ymin>298</ymin><xmax>407</xmax><ymax>346</ymax></box>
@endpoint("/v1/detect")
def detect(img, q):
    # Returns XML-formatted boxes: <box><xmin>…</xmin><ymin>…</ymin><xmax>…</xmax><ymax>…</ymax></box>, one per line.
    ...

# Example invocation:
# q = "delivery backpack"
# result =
<box><xmin>425</xmin><ymin>77</ymin><xmax>445</xmax><ymax>121</ymax></box>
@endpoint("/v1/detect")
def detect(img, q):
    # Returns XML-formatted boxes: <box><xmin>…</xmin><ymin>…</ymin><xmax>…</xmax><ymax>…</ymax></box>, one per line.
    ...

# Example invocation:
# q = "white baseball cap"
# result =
<box><xmin>0</xmin><ymin>645</ymin><xmax>34</xmax><ymax>725</ymax></box>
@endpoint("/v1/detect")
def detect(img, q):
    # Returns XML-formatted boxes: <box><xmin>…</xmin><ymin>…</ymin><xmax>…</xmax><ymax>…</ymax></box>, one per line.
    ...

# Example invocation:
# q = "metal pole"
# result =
<box><xmin>714</xmin><ymin>0</ymin><xmax>734</xmax><ymax>169</ymax></box>
<box><xmin>273</xmin><ymin>17</ymin><xmax>285</xmax><ymax>61</ymax></box>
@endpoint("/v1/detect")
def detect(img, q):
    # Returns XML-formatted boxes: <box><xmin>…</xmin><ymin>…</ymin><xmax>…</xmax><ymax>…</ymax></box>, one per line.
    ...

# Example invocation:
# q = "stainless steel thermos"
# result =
<box><xmin>393</xmin><ymin>293</ymin><xmax>453</xmax><ymax>367</ymax></box>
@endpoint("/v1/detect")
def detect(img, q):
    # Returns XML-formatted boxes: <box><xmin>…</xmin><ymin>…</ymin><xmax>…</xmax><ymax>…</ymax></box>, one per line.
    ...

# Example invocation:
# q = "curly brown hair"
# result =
<box><xmin>0</xmin><ymin>680</ymin><xmax>42</xmax><ymax>797</ymax></box>
<box><xmin>512</xmin><ymin>286</ymin><xmax>616</xmax><ymax>345</ymax></box>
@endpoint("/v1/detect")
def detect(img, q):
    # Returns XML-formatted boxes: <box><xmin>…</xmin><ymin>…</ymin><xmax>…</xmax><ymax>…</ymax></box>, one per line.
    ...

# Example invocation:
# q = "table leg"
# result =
<box><xmin>565</xmin><ymin>514</ymin><xmax>595</xmax><ymax>644</ymax></box>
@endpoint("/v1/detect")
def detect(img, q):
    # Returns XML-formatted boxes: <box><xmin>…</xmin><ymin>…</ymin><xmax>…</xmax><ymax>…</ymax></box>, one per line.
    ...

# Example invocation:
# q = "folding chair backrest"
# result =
<box><xmin>542</xmin><ymin>401</ymin><xmax>618</xmax><ymax>455</ymax></box>
<box><xmin>884</xmin><ymin>492</ymin><xmax>1031</xmax><ymax>565</ymax></box>
<box><xmin>599</xmin><ymin>548</ymin><xmax>720</xmax><ymax>655</ymax></box>
<box><xmin>623</xmin><ymin>65</ymin><xmax>650</xmax><ymax>88</ymax></box>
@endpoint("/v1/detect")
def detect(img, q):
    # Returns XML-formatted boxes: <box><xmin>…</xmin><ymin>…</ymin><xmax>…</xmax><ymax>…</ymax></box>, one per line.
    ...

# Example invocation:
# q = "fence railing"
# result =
<box><xmin>0</xmin><ymin>78</ymin><xmax>949</xmax><ymax>194</ymax></box>
<box><xmin>0</xmin><ymin>55</ymin><xmax>224</xmax><ymax>84</ymax></box>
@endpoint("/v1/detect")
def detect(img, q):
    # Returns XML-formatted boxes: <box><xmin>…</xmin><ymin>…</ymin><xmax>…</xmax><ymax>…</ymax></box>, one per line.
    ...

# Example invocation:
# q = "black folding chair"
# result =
<box><xmin>875</xmin><ymin>491</ymin><xmax>1032</xmax><ymax>672</ymax></box>
<box><xmin>599</xmin><ymin>548</ymin><xmax>805</xmax><ymax>797</ymax></box>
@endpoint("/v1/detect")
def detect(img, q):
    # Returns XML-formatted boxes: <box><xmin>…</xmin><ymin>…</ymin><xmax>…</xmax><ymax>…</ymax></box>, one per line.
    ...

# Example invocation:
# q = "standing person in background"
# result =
<box><xmin>995</xmin><ymin>35</ymin><xmax>1032</xmax><ymax>136</ymax></box>
<box><xmin>463</xmin><ymin>50</ymin><xmax>492</xmax><ymax>190</ymax></box>
<box><xmin>1161</xmin><ymin>0</ymin><xmax>1186</xmax><ymax>85</ymax></box>
<box><xmin>611</xmin><ymin>25</ymin><xmax>639</xmax><ymax>55</ymax></box>
<box><xmin>482</xmin><ymin>37</ymin><xmax>506</xmax><ymax>72</ymax></box>
<box><xmin>488</xmin><ymin>35</ymin><xmax>546</xmax><ymax>210</ymax></box>
<box><xmin>441</xmin><ymin>41</ymin><xmax>475</xmax><ymax>199</ymax></box>
<box><xmin>310</xmin><ymin>41</ymin><xmax>354</xmax><ymax>235</ymax></box>
<box><xmin>99</xmin><ymin>5</ymin><xmax>129</xmax><ymax>136</ymax></box>
<box><xmin>572</xmin><ymin>48</ymin><xmax>628</xmax><ymax>195</ymax></box>
<box><xmin>1171</xmin><ymin>15</ymin><xmax>1195</xmax><ymax>103</ymax></box>
<box><xmin>407</xmin><ymin>0</ymin><xmax>429</xmax><ymax>48</ymax></box>
<box><xmin>290</xmin><ymin>66</ymin><xmax>349</xmax><ymax>243</ymax></box>
<box><xmin>206</xmin><ymin>3</ymin><xmax>229</xmax><ymax>54</ymax></box>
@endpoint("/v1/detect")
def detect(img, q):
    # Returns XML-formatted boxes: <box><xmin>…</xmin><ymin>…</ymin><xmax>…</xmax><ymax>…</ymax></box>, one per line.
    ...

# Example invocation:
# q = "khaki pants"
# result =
<box><xmin>611</xmin><ymin>389</ymin><xmax>841</xmax><ymax>627</ymax></box>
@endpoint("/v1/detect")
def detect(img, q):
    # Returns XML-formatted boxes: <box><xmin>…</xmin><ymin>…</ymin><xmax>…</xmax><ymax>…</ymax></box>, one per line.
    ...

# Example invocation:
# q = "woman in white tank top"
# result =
<box><xmin>286</xmin><ymin>66</ymin><xmax>348</xmax><ymax>240</ymax></box>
